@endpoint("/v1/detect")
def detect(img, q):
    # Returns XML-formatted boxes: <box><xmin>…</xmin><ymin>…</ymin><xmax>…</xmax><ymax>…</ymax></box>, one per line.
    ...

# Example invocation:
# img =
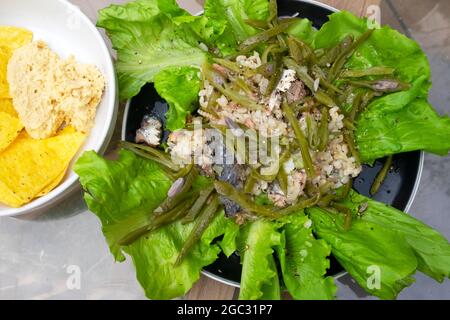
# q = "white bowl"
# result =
<box><xmin>0</xmin><ymin>0</ymin><xmax>118</xmax><ymax>217</ymax></box>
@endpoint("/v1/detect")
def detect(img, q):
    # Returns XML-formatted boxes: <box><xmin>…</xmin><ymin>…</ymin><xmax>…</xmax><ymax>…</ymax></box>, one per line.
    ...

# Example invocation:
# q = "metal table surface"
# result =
<box><xmin>0</xmin><ymin>0</ymin><xmax>449</xmax><ymax>300</ymax></box>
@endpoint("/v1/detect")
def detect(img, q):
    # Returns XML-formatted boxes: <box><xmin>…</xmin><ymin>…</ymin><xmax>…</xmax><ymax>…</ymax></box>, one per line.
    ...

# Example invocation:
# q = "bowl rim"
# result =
<box><xmin>121</xmin><ymin>0</ymin><xmax>424</xmax><ymax>287</ymax></box>
<box><xmin>0</xmin><ymin>0</ymin><xmax>118</xmax><ymax>217</ymax></box>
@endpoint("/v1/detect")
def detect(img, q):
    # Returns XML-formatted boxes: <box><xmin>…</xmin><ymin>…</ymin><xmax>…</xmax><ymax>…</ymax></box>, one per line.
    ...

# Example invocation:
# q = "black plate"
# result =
<box><xmin>124</xmin><ymin>0</ymin><xmax>422</xmax><ymax>286</ymax></box>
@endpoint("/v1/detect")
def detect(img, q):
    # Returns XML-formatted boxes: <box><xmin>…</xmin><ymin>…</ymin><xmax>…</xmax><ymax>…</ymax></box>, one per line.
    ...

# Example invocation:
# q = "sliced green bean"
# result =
<box><xmin>182</xmin><ymin>185</ymin><xmax>215</xmax><ymax>224</ymax></box>
<box><xmin>343</xmin><ymin>129</ymin><xmax>361</xmax><ymax>165</ymax></box>
<box><xmin>251</xmin><ymin>168</ymin><xmax>278</xmax><ymax>182</ymax></box>
<box><xmin>277</xmin><ymin>168</ymin><xmax>288</xmax><ymax>195</ymax></box>
<box><xmin>329</xmin><ymin>29</ymin><xmax>374</xmax><ymax>81</ymax></box>
<box><xmin>239</xmin><ymin>19</ymin><xmax>296</xmax><ymax>51</ymax></box>
<box><xmin>156</xmin><ymin>167</ymin><xmax>198</xmax><ymax>213</ymax></box>
<box><xmin>318</xmin><ymin>35</ymin><xmax>354</xmax><ymax>67</ymax></box>
<box><xmin>215</xmin><ymin>181</ymin><xmax>278</xmax><ymax>218</ymax></box>
<box><xmin>245</xmin><ymin>19</ymin><xmax>269</xmax><ymax>30</ymax></box>
<box><xmin>341</xmin><ymin>66</ymin><xmax>395</xmax><ymax>78</ymax></box>
<box><xmin>265</xmin><ymin>54</ymin><xmax>283</xmax><ymax>95</ymax></box>
<box><xmin>306</xmin><ymin>113</ymin><xmax>320</xmax><ymax>150</ymax></box>
<box><xmin>276</xmin><ymin>193</ymin><xmax>320</xmax><ymax>215</ymax></box>
<box><xmin>282</xmin><ymin>100</ymin><xmax>315</xmax><ymax>178</ymax></box>
<box><xmin>317</xmin><ymin>107</ymin><xmax>329</xmax><ymax>151</ymax></box>
<box><xmin>331</xmin><ymin>202</ymin><xmax>353</xmax><ymax>231</ymax></box>
<box><xmin>348</xmin><ymin>79</ymin><xmax>410</xmax><ymax>93</ymax></box>
<box><xmin>203</xmin><ymin>66</ymin><xmax>263</xmax><ymax>110</ymax></box>
<box><xmin>370</xmin><ymin>155</ymin><xmax>393</xmax><ymax>195</ymax></box>
<box><xmin>175</xmin><ymin>195</ymin><xmax>221</xmax><ymax>266</ymax></box>
<box><xmin>268</xmin><ymin>0</ymin><xmax>278</xmax><ymax>25</ymax></box>
<box><xmin>348</xmin><ymin>91</ymin><xmax>363</xmax><ymax>121</ymax></box>
<box><xmin>213</xmin><ymin>58</ymin><xmax>241</xmax><ymax>73</ymax></box>
<box><xmin>244</xmin><ymin>175</ymin><xmax>257</xmax><ymax>194</ymax></box>
<box><xmin>121</xmin><ymin>142</ymin><xmax>179</xmax><ymax>174</ymax></box>
<box><xmin>262</xmin><ymin>44</ymin><xmax>279</xmax><ymax>64</ymax></box>
<box><xmin>287</xmin><ymin>37</ymin><xmax>303</xmax><ymax>63</ymax></box>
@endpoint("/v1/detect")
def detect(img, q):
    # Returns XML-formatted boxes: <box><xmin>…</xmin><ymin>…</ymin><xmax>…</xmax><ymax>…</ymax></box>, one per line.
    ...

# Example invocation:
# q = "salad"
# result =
<box><xmin>74</xmin><ymin>0</ymin><xmax>450</xmax><ymax>300</ymax></box>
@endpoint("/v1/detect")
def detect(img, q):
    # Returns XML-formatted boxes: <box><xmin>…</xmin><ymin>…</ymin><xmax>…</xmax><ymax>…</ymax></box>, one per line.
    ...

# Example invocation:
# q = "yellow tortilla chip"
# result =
<box><xmin>0</xmin><ymin>26</ymin><xmax>33</xmax><ymax>98</ymax></box>
<box><xmin>0</xmin><ymin>26</ymin><xmax>33</xmax><ymax>53</ymax></box>
<box><xmin>0</xmin><ymin>179</ymin><xmax>24</xmax><ymax>208</ymax></box>
<box><xmin>0</xmin><ymin>126</ymin><xmax>85</xmax><ymax>207</ymax></box>
<box><xmin>0</xmin><ymin>48</ymin><xmax>10</xmax><ymax>98</ymax></box>
<box><xmin>36</xmin><ymin>167</ymin><xmax>67</xmax><ymax>197</ymax></box>
<box><xmin>0</xmin><ymin>98</ymin><xmax>18</xmax><ymax>117</ymax></box>
<box><xmin>0</xmin><ymin>111</ymin><xmax>23</xmax><ymax>152</ymax></box>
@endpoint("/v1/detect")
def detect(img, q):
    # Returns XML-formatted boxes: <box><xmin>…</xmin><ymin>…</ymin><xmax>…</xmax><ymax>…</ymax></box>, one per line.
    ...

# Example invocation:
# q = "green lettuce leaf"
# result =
<box><xmin>308</xmin><ymin>206</ymin><xmax>417</xmax><ymax>300</ymax></box>
<box><xmin>154</xmin><ymin>66</ymin><xmax>201</xmax><ymax>131</ymax></box>
<box><xmin>237</xmin><ymin>219</ymin><xmax>281</xmax><ymax>300</ymax></box>
<box><xmin>124</xmin><ymin>212</ymin><xmax>232</xmax><ymax>299</ymax></box>
<box><xmin>312</xmin><ymin>11</ymin><xmax>450</xmax><ymax>162</ymax></box>
<box><xmin>341</xmin><ymin>191</ymin><xmax>450</xmax><ymax>282</ymax></box>
<box><xmin>356</xmin><ymin>99</ymin><xmax>450</xmax><ymax>161</ymax></box>
<box><xmin>276</xmin><ymin>213</ymin><xmax>336</xmax><ymax>300</ymax></box>
<box><xmin>75</xmin><ymin>150</ymin><xmax>238</xmax><ymax>299</ymax></box>
<box><xmin>74</xmin><ymin>150</ymin><xmax>172</xmax><ymax>261</ymax></box>
<box><xmin>97</xmin><ymin>0</ymin><xmax>207</xmax><ymax>100</ymax></box>
<box><xmin>204</xmin><ymin>0</ymin><xmax>270</xmax><ymax>55</ymax></box>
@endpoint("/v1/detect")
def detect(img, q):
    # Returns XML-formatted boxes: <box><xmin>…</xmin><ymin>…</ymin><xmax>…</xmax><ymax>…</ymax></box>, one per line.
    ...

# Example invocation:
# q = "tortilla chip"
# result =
<box><xmin>0</xmin><ymin>98</ymin><xmax>18</xmax><ymax>117</ymax></box>
<box><xmin>0</xmin><ymin>26</ymin><xmax>33</xmax><ymax>53</ymax></box>
<box><xmin>36</xmin><ymin>168</ymin><xmax>67</xmax><ymax>197</ymax></box>
<box><xmin>0</xmin><ymin>26</ymin><xmax>33</xmax><ymax>98</ymax></box>
<box><xmin>0</xmin><ymin>48</ymin><xmax>10</xmax><ymax>98</ymax></box>
<box><xmin>0</xmin><ymin>111</ymin><xmax>23</xmax><ymax>152</ymax></box>
<box><xmin>0</xmin><ymin>126</ymin><xmax>85</xmax><ymax>207</ymax></box>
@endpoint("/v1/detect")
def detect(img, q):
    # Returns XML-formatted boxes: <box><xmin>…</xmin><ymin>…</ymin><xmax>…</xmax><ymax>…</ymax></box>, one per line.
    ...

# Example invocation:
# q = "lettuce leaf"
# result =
<box><xmin>154</xmin><ymin>66</ymin><xmax>201</xmax><ymax>131</ymax></box>
<box><xmin>237</xmin><ymin>219</ymin><xmax>281</xmax><ymax>300</ymax></box>
<box><xmin>308</xmin><ymin>206</ymin><xmax>417</xmax><ymax>300</ymax></box>
<box><xmin>75</xmin><ymin>150</ymin><xmax>238</xmax><ymax>299</ymax></box>
<box><xmin>308</xmin><ymin>190</ymin><xmax>450</xmax><ymax>299</ymax></box>
<box><xmin>124</xmin><ymin>211</ymin><xmax>233</xmax><ymax>299</ymax></box>
<box><xmin>97</xmin><ymin>0</ymin><xmax>208</xmax><ymax>100</ymax></box>
<box><xmin>276</xmin><ymin>213</ymin><xmax>336</xmax><ymax>300</ymax></box>
<box><xmin>74</xmin><ymin>150</ymin><xmax>172</xmax><ymax>261</ymax></box>
<box><xmin>356</xmin><ymin>99</ymin><xmax>450</xmax><ymax>161</ymax></box>
<box><xmin>312</xmin><ymin>11</ymin><xmax>450</xmax><ymax>162</ymax></box>
<box><xmin>341</xmin><ymin>191</ymin><xmax>450</xmax><ymax>282</ymax></box>
<box><xmin>204</xmin><ymin>0</ymin><xmax>269</xmax><ymax>55</ymax></box>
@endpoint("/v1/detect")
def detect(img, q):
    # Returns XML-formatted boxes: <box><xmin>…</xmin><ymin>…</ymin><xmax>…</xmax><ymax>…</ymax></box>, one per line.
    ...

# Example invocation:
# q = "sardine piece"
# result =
<box><xmin>135</xmin><ymin>115</ymin><xmax>162</xmax><ymax>146</ymax></box>
<box><xmin>218</xmin><ymin>164</ymin><xmax>246</xmax><ymax>216</ymax></box>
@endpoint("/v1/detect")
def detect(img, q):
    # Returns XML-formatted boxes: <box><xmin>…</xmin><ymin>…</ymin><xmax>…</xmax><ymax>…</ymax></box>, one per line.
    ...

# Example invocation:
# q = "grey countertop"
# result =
<box><xmin>0</xmin><ymin>0</ymin><xmax>449</xmax><ymax>300</ymax></box>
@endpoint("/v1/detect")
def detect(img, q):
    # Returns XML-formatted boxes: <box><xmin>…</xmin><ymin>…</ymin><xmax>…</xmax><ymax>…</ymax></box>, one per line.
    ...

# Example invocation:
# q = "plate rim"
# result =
<box><xmin>121</xmin><ymin>0</ymin><xmax>424</xmax><ymax>288</ymax></box>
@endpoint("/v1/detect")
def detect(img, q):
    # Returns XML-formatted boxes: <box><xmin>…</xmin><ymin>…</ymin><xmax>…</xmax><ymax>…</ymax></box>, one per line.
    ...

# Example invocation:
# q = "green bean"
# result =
<box><xmin>213</xmin><ymin>58</ymin><xmax>241</xmax><ymax>73</ymax></box>
<box><xmin>277</xmin><ymin>168</ymin><xmax>288</xmax><ymax>195</ymax></box>
<box><xmin>245</xmin><ymin>19</ymin><xmax>269</xmax><ymax>30</ymax></box>
<box><xmin>343</xmin><ymin>129</ymin><xmax>360</xmax><ymax>165</ymax></box>
<box><xmin>156</xmin><ymin>167</ymin><xmax>198</xmax><ymax>213</ymax></box>
<box><xmin>265</xmin><ymin>54</ymin><xmax>283</xmax><ymax>95</ymax></box>
<box><xmin>329</xmin><ymin>29</ymin><xmax>374</xmax><ymax>81</ymax></box>
<box><xmin>348</xmin><ymin>91</ymin><xmax>363</xmax><ymax>121</ymax></box>
<box><xmin>203</xmin><ymin>66</ymin><xmax>263</xmax><ymax>110</ymax></box>
<box><xmin>341</xmin><ymin>66</ymin><xmax>395</xmax><ymax>78</ymax></box>
<box><xmin>306</xmin><ymin>113</ymin><xmax>320</xmax><ymax>150</ymax></box>
<box><xmin>175</xmin><ymin>195</ymin><xmax>221</xmax><ymax>266</ymax></box>
<box><xmin>251</xmin><ymin>168</ymin><xmax>278</xmax><ymax>182</ymax></box>
<box><xmin>121</xmin><ymin>142</ymin><xmax>179</xmax><ymax>175</ymax></box>
<box><xmin>317</xmin><ymin>107</ymin><xmax>329</xmax><ymax>151</ymax></box>
<box><xmin>348</xmin><ymin>79</ymin><xmax>410</xmax><ymax>93</ymax></box>
<box><xmin>233</xmin><ymin>77</ymin><xmax>254</xmax><ymax>96</ymax></box>
<box><xmin>343</xmin><ymin>118</ymin><xmax>356</xmax><ymax>131</ymax></box>
<box><xmin>283</xmin><ymin>58</ymin><xmax>337</xmax><ymax>107</ymax></box>
<box><xmin>118</xmin><ymin>198</ymin><xmax>195</xmax><ymax>246</ymax></box>
<box><xmin>318</xmin><ymin>35</ymin><xmax>354</xmax><ymax>67</ymax></box>
<box><xmin>268</xmin><ymin>0</ymin><xmax>278</xmax><ymax>25</ymax></box>
<box><xmin>318</xmin><ymin>193</ymin><xmax>335</xmax><ymax>207</ymax></box>
<box><xmin>182</xmin><ymin>185</ymin><xmax>215</xmax><ymax>224</ymax></box>
<box><xmin>244</xmin><ymin>175</ymin><xmax>257</xmax><ymax>194</ymax></box>
<box><xmin>204</xmin><ymin>90</ymin><xmax>220</xmax><ymax>118</ymax></box>
<box><xmin>331</xmin><ymin>202</ymin><xmax>353</xmax><ymax>231</ymax></box>
<box><xmin>215</xmin><ymin>181</ymin><xmax>278</xmax><ymax>218</ymax></box>
<box><xmin>335</xmin><ymin>179</ymin><xmax>353</xmax><ymax>200</ymax></box>
<box><xmin>239</xmin><ymin>19</ymin><xmax>296</xmax><ymax>51</ymax></box>
<box><xmin>370</xmin><ymin>155</ymin><xmax>393</xmax><ymax>196</ymax></box>
<box><xmin>287</xmin><ymin>37</ymin><xmax>303</xmax><ymax>64</ymax></box>
<box><xmin>276</xmin><ymin>193</ymin><xmax>320</xmax><ymax>215</ymax></box>
<box><xmin>282</xmin><ymin>100</ymin><xmax>315</xmax><ymax>178</ymax></box>
<box><xmin>262</xmin><ymin>44</ymin><xmax>279</xmax><ymax>64</ymax></box>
